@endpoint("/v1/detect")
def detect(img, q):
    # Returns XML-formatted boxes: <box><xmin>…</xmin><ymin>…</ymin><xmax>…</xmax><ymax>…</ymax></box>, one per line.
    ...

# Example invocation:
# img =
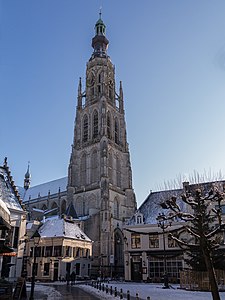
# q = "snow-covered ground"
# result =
<box><xmin>26</xmin><ymin>282</ymin><xmax>61</xmax><ymax>299</ymax></box>
<box><xmin>79</xmin><ymin>282</ymin><xmax>225</xmax><ymax>300</ymax></box>
<box><xmin>27</xmin><ymin>281</ymin><xmax>225</xmax><ymax>300</ymax></box>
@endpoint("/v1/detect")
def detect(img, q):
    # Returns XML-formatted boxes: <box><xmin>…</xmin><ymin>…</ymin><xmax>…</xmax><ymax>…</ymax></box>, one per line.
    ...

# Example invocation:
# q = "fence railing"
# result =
<box><xmin>180</xmin><ymin>270</ymin><xmax>225</xmax><ymax>291</ymax></box>
<box><xmin>87</xmin><ymin>280</ymin><xmax>151</xmax><ymax>300</ymax></box>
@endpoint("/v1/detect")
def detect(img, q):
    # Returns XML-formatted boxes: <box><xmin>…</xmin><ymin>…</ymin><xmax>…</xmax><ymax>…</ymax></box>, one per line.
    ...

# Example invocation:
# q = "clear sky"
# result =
<box><xmin>1</xmin><ymin>0</ymin><xmax>225</xmax><ymax>207</ymax></box>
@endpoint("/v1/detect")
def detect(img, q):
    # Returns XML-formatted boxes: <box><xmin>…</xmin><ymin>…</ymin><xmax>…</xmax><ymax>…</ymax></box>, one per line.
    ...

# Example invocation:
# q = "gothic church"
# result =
<box><xmin>23</xmin><ymin>14</ymin><xmax>136</xmax><ymax>277</ymax></box>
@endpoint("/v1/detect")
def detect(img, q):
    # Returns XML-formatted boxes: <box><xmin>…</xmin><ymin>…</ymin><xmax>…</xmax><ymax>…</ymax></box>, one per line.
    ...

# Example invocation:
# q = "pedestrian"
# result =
<box><xmin>66</xmin><ymin>272</ymin><xmax>70</xmax><ymax>286</ymax></box>
<box><xmin>71</xmin><ymin>271</ymin><xmax>76</xmax><ymax>285</ymax></box>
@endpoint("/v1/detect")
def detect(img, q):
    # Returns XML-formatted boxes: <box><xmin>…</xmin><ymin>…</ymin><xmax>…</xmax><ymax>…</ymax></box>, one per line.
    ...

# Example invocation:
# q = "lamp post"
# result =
<box><xmin>156</xmin><ymin>213</ymin><xmax>171</xmax><ymax>289</ymax></box>
<box><xmin>29</xmin><ymin>231</ymin><xmax>40</xmax><ymax>300</ymax></box>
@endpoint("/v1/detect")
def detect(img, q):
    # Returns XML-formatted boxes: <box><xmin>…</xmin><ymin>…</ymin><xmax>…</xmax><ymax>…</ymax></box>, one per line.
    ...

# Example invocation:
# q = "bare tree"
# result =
<box><xmin>161</xmin><ymin>186</ymin><xmax>225</xmax><ymax>300</ymax></box>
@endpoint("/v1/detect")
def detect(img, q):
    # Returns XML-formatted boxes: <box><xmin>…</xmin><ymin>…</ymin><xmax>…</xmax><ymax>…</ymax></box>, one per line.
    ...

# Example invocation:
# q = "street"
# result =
<box><xmin>54</xmin><ymin>285</ymin><xmax>100</xmax><ymax>299</ymax></box>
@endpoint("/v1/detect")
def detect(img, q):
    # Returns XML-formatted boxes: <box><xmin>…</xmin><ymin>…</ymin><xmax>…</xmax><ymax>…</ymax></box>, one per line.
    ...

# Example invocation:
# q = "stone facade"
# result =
<box><xmin>67</xmin><ymin>15</ymin><xmax>136</xmax><ymax>277</ymax></box>
<box><xmin>22</xmin><ymin>15</ymin><xmax>136</xmax><ymax>278</ymax></box>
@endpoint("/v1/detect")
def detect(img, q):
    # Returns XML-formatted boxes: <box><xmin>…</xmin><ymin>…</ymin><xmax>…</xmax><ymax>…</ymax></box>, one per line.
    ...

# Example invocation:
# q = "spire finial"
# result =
<box><xmin>24</xmin><ymin>161</ymin><xmax>31</xmax><ymax>191</ymax></box>
<box><xmin>99</xmin><ymin>7</ymin><xmax>102</xmax><ymax>19</ymax></box>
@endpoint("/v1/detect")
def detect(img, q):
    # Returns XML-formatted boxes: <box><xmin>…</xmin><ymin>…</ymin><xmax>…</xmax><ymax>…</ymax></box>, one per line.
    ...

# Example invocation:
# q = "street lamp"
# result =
<box><xmin>156</xmin><ymin>213</ymin><xmax>171</xmax><ymax>289</ymax></box>
<box><xmin>29</xmin><ymin>231</ymin><xmax>41</xmax><ymax>300</ymax></box>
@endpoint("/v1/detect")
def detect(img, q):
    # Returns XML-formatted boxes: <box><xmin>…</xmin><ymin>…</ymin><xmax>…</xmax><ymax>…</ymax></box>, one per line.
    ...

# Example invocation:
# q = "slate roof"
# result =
<box><xmin>38</xmin><ymin>217</ymin><xmax>91</xmax><ymax>242</ymax></box>
<box><xmin>129</xmin><ymin>180</ymin><xmax>225</xmax><ymax>225</ymax></box>
<box><xmin>22</xmin><ymin>176</ymin><xmax>68</xmax><ymax>202</ymax></box>
<box><xmin>0</xmin><ymin>166</ymin><xmax>23</xmax><ymax>212</ymax></box>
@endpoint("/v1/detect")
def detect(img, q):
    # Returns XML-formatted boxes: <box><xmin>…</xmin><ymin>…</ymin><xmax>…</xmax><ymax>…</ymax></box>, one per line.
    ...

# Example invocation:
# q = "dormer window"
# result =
<box><xmin>135</xmin><ymin>213</ymin><xmax>143</xmax><ymax>225</ymax></box>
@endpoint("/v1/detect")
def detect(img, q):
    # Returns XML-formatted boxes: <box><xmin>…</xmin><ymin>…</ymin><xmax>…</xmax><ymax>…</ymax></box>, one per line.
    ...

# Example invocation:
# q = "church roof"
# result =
<box><xmin>0</xmin><ymin>166</ymin><xmax>23</xmax><ymax>212</ymax></box>
<box><xmin>22</xmin><ymin>176</ymin><xmax>68</xmax><ymax>202</ymax></box>
<box><xmin>38</xmin><ymin>217</ymin><xmax>91</xmax><ymax>242</ymax></box>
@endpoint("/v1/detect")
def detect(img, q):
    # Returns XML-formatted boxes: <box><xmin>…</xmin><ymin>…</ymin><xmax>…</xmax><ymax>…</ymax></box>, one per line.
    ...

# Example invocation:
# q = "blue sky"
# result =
<box><xmin>1</xmin><ymin>0</ymin><xmax>225</xmax><ymax>207</ymax></box>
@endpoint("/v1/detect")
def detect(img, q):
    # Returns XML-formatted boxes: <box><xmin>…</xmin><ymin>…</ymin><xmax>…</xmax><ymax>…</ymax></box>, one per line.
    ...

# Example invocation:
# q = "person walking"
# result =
<box><xmin>71</xmin><ymin>271</ymin><xmax>76</xmax><ymax>285</ymax></box>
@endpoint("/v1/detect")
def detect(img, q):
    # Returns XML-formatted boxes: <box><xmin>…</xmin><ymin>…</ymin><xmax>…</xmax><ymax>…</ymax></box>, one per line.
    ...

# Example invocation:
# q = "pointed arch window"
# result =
<box><xmin>80</xmin><ymin>153</ymin><xmax>87</xmax><ymax>186</ymax></box>
<box><xmin>98</xmin><ymin>72</ymin><xmax>103</xmax><ymax>94</ymax></box>
<box><xmin>108</xmin><ymin>152</ymin><xmax>113</xmax><ymax>183</ymax></box>
<box><xmin>114</xmin><ymin>197</ymin><xmax>119</xmax><ymax>219</ymax></box>
<box><xmin>107</xmin><ymin>112</ymin><xmax>111</xmax><ymax>139</ymax></box>
<box><xmin>91</xmin><ymin>150</ymin><xmax>98</xmax><ymax>183</ymax></box>
<box><xmin>115</xmin><ymin>118</ymin><xmax>119</xmax><ymax>144</ymax></box>
<box><xmin>83</xmin><ymin>115</ymin><xmax>88</xmax><ymax>142</ymax></box>
<box><xmin>116</xmin><ymin>156</ymin><xmax>121</xmax><ymax>188</ymax></box>
<box><xmin>41</xmin><ymin>204</ymin><xmax>47</xmax><ymax>211</ymax></box>
<box><xmin>93</xmin><ymin>110</ymin><xmax>98</xmax><ymax>139</ymax></box>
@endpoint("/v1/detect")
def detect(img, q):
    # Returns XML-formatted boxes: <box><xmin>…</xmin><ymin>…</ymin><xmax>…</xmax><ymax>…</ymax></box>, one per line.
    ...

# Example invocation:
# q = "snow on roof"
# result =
<box><xmin>128</xmin><ymin>189</ymin><xmax>185</xmax><ymax>225</ymax></box>
<box><xmin>39</xmin><ymin>217</ymin><xmax>91</xmax><ymax>242</ymax></box>
<box><xmin>22</xmin><ymin>176</ymin><xmax>68</xmax><ymax>202</ymax></box>
<box><xmin>0</xmin><ymin>167</ymin><xmax>23</xmax><ymax>211</ymax></box>
<box><xmin>129</xmin><ymin>180</ymin><xmax>225</xmax><ymax>225</ymax></box>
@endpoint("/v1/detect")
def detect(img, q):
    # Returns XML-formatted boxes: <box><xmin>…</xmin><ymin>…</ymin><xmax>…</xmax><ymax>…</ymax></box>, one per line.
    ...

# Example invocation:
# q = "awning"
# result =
<box><xmin>0</xmin><ymin>252</ymin><xmax>17</xmax><ymax>257</ymax></box>
<box><xmin>61</xmin><ymin>257</ymin><xmax>74</xmax><ymax>263</ymax></box>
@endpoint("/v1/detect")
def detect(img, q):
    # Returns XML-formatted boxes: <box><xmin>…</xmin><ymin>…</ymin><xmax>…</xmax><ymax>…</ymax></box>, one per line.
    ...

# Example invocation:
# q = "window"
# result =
<box><xmin>136</xmin><ymin>214</ymin><xmax>143</xmax><ymax>224</ymax></box>
<box><xmin>80</xmin><ymin>153</ymin><xmax>87</xmax><ymax>186</ymax></box>
<box><xmin>53</xmin><ymin>246</ymin><xmax>62</xmax><ymax>257</ymax></box>
<box><xmin>42</xmin><ymin>204</ymin><xmax>47</xmax><ymax>211</ymax></box>
<box><xmin>131</xmin><ymin>233</ymin><xmax>141</xmax><ymax>249</ymax></box>
<box><xmin>149</xmin><ymin>234</ymin><xmax>159</xmax><ymax>248</ymax></box>
<box><xmin>34</xmin><ymin>246</ymin><xmax>42</xmax><ymax>257</ymax></box>
<box><xmin>91</xmin><ymin>150</ymin><xmax>98</xmax><ymax>183</ymax></box>
<box><xmin>65</xmin><ymin>246</ymin><xmax>71</xmax><ymax>257</ymax></box>
<box><xmin>108</xmin><ymin>152</ymin><xmax>113</xmax><ymax>183</ymax></box>
<box><xmin>93</xmin><ymin>110</ymin><xmax>98</xmax><ymax>139</ymax></box>
<box><xmin>114</xmin><ymin>198</ymin><xmax>119</xmax><ymax>219</ymax></box>
<box><xmin>115</xmin><ymin>118</ymin><xmax>119</xmax><ymax>144</ymax></box>
<box><xmin>107</xmin><ymin>113</ymin><xmax>111</xmax><ymax>139</ymax></box>
<box><xmin>149</xmin><ymin>256</ymin><xmax>183</xmax><ymax>280</ymax></box>
<box><xmin>45</xmin><ymin>246</ymin><xmax>53</xmax><ymax>257</ymax></box>
<box><xmin>168</xmin><ymin>235</ymin><xmax>177</xmax><ymax>248</ymax></box>
<box><xmin>83</xmin><ymin>115</ymin><xmax>88</xmax><ymax>142</ymax></box>
<box><xmin>76</xmin><ymin>248</ymin><xmax>80</xmax><ymax>257</ymax></box>
<box><xmin>44</xmin><ymin>263</ymin><xmax>50</xmax><ymax>276</ymax></box>
<box><xmin>85</xmin><ymin>249</ymin><xmax>89</xmax><ymax>257</ymax></box>
<box><xmin>13</xmin><ymin>226</ymin><xmax>19</xmax><ymax>248</ymax></box>
<box><xmin>116</xmin><ymin>156</ymin><xmax>121</xmax><ymax>188</ymax></box>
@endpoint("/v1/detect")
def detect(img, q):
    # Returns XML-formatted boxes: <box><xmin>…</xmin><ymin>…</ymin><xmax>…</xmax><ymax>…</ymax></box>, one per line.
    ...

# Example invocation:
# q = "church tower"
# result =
<box><xmin>67</xmin><ymin>13</ymin><xmax>136</xmax><ymax>277</ymax></box>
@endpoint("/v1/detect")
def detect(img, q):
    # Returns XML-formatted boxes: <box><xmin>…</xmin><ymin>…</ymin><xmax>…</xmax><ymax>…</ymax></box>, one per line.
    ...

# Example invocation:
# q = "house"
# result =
<box><xmin>0</xmin><ymin>158</ymin><xmax>27</xmax><ymax>281</ymax></box>
<box><xmin>124</xmin><ymin>181</ymin><xmax>225</xmax><ymax>283</ymax></box>
<box><xmin>25</xmin><ymin>216</ymin><xmax>92</xmax><ymax>281</ymax></box>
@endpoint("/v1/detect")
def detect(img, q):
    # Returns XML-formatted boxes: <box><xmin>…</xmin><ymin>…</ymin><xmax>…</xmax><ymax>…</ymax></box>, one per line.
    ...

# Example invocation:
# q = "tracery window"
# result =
<box><xmin>108</xmin><ymin>152</ymin><xmax>113</xmax><ymax>183</ymax></box>
<box><xmin>116</xmin><ymin>156</ymin><xmax>121</xmax><ymax>188</ymax></box>
<box><xmin>93</xmin><ymin>110</ymin><xmax>98</xmax><ymax>139</ymax></box>
<box><xmin>91</xmin><ymin>150</ymin><xmax>98</xmax><ymax>183</ymax></box>
<box><xmin>83</xmin><ymin>115</ymin><xmax>88</xmax><ymax>142</ymax></box>
<box><xmin>115</xmin><ymin>118</ymin><xmax>119</xmax><ymax>144</ymax></box>
<box><xmin>80</xmin><ymin>153</ymin><xmax>87</xmax><ymax>186</ymax></box>
<box><xmin>114</xmin><ymin>198</ymin><xmax>119</xmax><ymax>219</ymax></box>
<box><xmin>107</xmin><ymin>112</ymin><xmax>111</xmax><ymax>139</ymax></box>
